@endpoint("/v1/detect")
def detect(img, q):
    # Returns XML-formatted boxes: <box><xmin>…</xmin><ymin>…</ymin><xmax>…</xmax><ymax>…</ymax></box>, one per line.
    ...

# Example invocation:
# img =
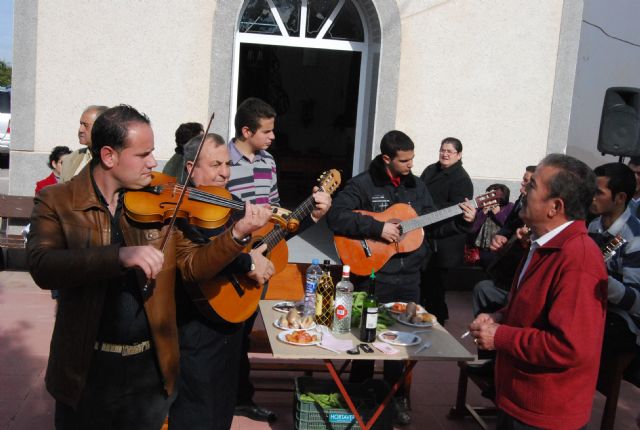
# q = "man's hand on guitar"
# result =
<box><xmin>119</xmin><ymin>245</ymin><xmax>165</xmax><ymax>280</ymax></box>
<box><xmin>381</xmin><ymin>222</ymin><xmax>402</xmax><ymax>243</ymax></box>
<box><xmin>233</xmin><ymin>202</ymin><xmax>272</xmax><ymax>239</ymax></box>
<box><xmin>490</xmin><ymin>234</ymin><xmax>508</xmax><ymax>251</ymax></box>
<box><xmin>310</xmin><ymin>187</ymin><xmax>332</xmax><ymax>222</ymax></box>
<box><xmin>459</xmin><ymin>199</ymin><xmax>477</xmax><ymax>222</ymax></box>
<box><xmin>246</xmin><ymin>243</ymin><xmax>275</xmax><ymax>285</ymax></box>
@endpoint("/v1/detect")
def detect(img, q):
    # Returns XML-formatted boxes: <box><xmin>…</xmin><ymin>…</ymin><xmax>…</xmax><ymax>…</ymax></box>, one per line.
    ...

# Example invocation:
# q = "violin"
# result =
<box><xmin>124</xmin><ymin>171</ymin><xmax>293</xmax><ymax>230</ymax></box>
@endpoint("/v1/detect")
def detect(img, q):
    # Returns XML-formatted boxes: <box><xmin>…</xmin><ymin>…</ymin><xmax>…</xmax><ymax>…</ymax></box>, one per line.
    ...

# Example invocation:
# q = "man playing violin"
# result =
<box><xmin>168</xmin><ymin>133</ymin><xmax>277</xmax><ymax>430</ymax></box>
<box><xmin>27</xmin><ymin>105</ymin><xmax>272</xmax><ymax>430</ymax></box>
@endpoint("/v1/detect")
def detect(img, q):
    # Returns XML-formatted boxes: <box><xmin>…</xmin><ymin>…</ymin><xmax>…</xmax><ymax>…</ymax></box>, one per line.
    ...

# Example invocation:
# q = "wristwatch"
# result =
<box><xmin>249</xmin><ymin>256</ymin><xmax>256</xmax><ymax>272</ymax></box>
<box><xmin>233</xmin><ymin>234</ymin><xmax>251</xmax><ymax>246</ymax></box>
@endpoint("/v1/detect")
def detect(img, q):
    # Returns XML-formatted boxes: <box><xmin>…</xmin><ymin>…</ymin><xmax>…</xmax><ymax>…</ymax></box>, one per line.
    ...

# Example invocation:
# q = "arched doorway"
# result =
<box><xmin>232</xmin><ymin>0</ymin><xmax>371</xmax><ymax>207</ymax></box>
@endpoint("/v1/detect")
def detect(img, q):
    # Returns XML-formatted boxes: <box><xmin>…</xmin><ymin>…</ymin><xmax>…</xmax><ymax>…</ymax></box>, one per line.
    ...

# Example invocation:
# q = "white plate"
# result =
<box><xmin>377</xmin><ymin>330</ymin><xmax>421</xmax><ymax>346</ymax></box>
<box><xmin>382</xmin><ymin>302</ymin><xmax>426</xmax><ymax>315</ymax></box>
<box><xmin>272</xmin><ymin>301</ymin><xmax>297</xmax><ymax>313</ymax></box>
<box><xmin>277</xmin><ymin>330</ymin><xmax>322</xmax><ymax>346</ymax></box>
<box><xmin>394</xmin><ymin>313</ymin><xmax>434</xmax><ymax>328</ymax></box>
<box><xmin>273</xmin><ymin>318</ymin><xmax>316</xmax><ymax>331</ymax></box>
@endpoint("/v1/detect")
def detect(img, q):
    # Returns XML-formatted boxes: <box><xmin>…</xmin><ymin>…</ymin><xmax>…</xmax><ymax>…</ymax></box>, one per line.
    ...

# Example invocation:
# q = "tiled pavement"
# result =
<box><xmin>1</xmin><ymin>270</ymin><xmax>638</xmax><ymax>430</ymax></box>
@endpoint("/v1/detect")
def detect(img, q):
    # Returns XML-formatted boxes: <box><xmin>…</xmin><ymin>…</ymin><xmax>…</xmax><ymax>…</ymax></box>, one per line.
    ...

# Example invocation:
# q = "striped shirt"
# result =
<box><xmin>589</xmin><ymin>208</ymin><xmax>640</xmax><ymax>346</ymax></box>
<box><xmin>227</xmin><ymin>139</ymin><xmax>280</xmax><ymax>206</ymax></box>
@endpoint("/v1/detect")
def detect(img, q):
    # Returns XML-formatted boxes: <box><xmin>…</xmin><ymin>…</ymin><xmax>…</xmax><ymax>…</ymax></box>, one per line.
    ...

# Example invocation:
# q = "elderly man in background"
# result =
<box><xmin>60</xmin><ymin>105</ymin><xmax>109</xmax><ymax>182</ymax></box>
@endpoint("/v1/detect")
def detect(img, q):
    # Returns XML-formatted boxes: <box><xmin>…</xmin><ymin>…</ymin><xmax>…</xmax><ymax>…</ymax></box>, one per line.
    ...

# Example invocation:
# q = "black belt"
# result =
<box><xmin>94</xmin><ymin>340</ymin><xmax>151</xmax><ymax>356</ymax></box>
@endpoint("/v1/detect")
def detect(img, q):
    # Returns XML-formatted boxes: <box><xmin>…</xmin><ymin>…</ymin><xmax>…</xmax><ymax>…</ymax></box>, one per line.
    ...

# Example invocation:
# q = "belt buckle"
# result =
<box><xmin>121</xmin><ymin>341</ymin><xmax>148</xmax><ymax>356</ymax></box>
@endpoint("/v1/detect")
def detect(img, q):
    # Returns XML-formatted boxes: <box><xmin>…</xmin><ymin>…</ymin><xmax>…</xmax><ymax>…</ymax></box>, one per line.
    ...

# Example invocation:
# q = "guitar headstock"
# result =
<box><xmin>474</xmin><ymin>190</ymin><xmax>501</xmax><ymax>209</ymax></box>
<box><xmin>603</xmin><ymin>234</ymin><xmax>627</xmax><ymax>262</ymax></box>
<box><xmin>317</xmin><ymin>169</ymin><xmax>342</xmax><ymax>195</ymax></box>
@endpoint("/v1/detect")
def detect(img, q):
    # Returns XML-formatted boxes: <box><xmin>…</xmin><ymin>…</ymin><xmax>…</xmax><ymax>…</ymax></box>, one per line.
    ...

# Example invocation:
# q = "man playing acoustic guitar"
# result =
<box><xmin>169</xmin><ymin>133</ymin><xmax>276</xmax><ymax>430</ymax></box>
<box><xmin>326</xmin><ymin>130</ymin><xmax>476</xmax><ymax>425</ymax></box>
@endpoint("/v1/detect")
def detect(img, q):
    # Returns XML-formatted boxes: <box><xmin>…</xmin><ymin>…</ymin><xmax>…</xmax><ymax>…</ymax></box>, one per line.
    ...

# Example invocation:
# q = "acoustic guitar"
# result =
<box><xmin>188</xmin><ymin>169</ymin><xmax>342</xmax><ymax>323</ymax></box>
<box><xmin>334</xmin><ymin>191</ymin><xmax>499</xmax><ymax>276</ymax></box>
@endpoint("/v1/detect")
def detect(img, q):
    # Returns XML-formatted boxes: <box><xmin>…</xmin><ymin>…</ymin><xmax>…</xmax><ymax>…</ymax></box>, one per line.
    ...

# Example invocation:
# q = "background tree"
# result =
<box><xmin>0</xmin><ymin>61</ymin><xmax>11</xmax><ymax>87</ymax></box>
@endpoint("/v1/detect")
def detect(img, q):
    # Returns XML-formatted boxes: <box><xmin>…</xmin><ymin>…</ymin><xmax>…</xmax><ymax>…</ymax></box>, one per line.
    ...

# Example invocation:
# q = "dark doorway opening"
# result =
<box><xmin>238</xmin><ymin>43</ymin><xmax>360</xmax><ymax>208</ymax></box>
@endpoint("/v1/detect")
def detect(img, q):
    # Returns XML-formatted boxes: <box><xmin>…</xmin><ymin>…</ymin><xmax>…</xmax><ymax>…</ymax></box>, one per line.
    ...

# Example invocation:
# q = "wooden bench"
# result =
<box><xmin>0</xmin><ymin>194</ymin><xmax>34</xmax><ymax>270</ymax></box>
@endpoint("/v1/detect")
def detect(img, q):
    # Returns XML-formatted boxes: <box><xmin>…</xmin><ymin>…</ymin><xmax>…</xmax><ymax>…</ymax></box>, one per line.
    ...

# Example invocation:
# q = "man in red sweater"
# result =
<box><xmin>469</xmin><ymin>154</ymin><xmax>608</xmax><ymax>430</ymax></box>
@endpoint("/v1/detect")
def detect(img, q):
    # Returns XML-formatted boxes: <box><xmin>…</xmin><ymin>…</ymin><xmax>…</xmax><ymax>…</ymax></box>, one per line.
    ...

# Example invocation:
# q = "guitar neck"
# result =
<box><xmin>261</xmin><ymin>194</ymin><xmax>316</xmax><ymax>251</ymax></box>
<box><xmin>401</xmin><ymin>199</ymin><xmax>477</xmax><ymax>233</ymax></box>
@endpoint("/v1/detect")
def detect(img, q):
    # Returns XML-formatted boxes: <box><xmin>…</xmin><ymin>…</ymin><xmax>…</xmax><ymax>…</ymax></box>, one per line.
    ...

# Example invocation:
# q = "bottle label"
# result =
<box><xmin>365</xmin><ymin>308</ymin><xmax>378</xmax><ymax>329</ymax></box>
<box><xmin>305</xmin><ymin>280</ymin><xmax>317</xmax><ymax>294</ymax></box>
<box><xmin>335</xmin><ymin>304</ymin><xmax>348</xmax><ymax>320</ymax></box>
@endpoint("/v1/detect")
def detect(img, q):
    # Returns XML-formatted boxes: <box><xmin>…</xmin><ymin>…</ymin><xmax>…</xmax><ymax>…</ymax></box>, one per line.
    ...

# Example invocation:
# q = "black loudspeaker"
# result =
<box><xmin>597</xmin><ymin>87</ymin><xmax>640</xmax><ymax>156</ymax></box>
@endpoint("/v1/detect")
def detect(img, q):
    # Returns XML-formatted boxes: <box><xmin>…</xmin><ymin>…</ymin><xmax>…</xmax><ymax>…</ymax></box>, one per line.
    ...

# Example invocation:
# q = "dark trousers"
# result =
<box><xmin>55</xmin><ymin>348</ymin><xmax>173</xmax><ymax>430</ymax></box>
<box><xmin>349</xmin><ymin>360</ymin><xmax>405</xmax><ymax>397</ymax></box>
<box><xmin>236</xmin><ymin>310</ymin><xmax>258</xmax><ymax>405</ymax></box>
<box><xmin>420</xmin><ymin>265</ymin><xmax>449</xmax><ymax>324</ymax></box>
<box><xmin>497</xmin><ymin>411</ymin><xmax>586</xmax><ymax>430</ymax></box>
<box><xmin>169</xmin><ymin>317</ymin><xmax>243</xmax><ymax>430</ymax></box>
<box><xmin>347</xmin><ymin>278</ymin><xmax>419</xmax><ymax>398</ymax></box>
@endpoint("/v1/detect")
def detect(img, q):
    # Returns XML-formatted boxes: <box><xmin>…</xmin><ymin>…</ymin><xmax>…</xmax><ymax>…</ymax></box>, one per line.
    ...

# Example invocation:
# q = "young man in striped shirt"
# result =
<box><xmin>228</xmin><ymin>97</ymin><xmax>331</xmax><ymax>422</ymax></box>
<box><xmin>227</xmin><ymin>98</ymin><xmax>280</xmax><ymax>206</ymax></box>
<box><xmin>588</xmin><ymin>162</ymin><xmax>640</xmax><ymax>388</ymax></box>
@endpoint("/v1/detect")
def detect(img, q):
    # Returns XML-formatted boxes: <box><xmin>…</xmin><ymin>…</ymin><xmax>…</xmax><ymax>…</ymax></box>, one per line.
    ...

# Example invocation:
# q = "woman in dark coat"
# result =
<box><xmin>420</xmin><ymin>137</ymin><xmax>473</xmax><ymax>324</ymax></box>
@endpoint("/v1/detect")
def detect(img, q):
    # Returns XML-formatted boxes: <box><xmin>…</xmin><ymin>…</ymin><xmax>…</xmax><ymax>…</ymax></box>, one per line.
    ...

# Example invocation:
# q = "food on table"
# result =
<box><xmin>285</xmin><ymin>330</ymin><xmax>318</xmax><ymax>344</ymax></box>
<box><xmin>405</xmin><ymin>302</ymin><xmax>417</xmax><ymax>317</ymax></box>
<box><xmin>391</xmin><ymin>302</ymin><xmax>407</xmax><ymax>313</ymax></box>
<box><xmin>277</xmin><ymin>314</ymin><xmax>289</xmax><ymax>328</ymax></box>
<box><xmin>300</xmin><ymin>315</ymin><xmax>314</xmax><ymax>329</ymax></box>
<box><xmin>286</xmin><ymin>309</ymin><xmax>302</xmax><ymax>329</ymax></box>
<box><xmin>410</xmin><ymin>312</ymin><xmax>437</xmax><ymax>324</ymax></box>
<box><xmin>381</xmin><ymin>332</ymin><xmax>398</xmax><ymax>340</ymax></box>
<box><xmin>273</xmin><ymin>301</ymin><xmax>296</xmax><ymax>312</ymax></box>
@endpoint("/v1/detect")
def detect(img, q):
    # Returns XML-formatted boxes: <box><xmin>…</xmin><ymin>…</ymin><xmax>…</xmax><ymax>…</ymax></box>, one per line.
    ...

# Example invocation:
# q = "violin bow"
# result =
<box><xmin>142</xmin><ymin>112</ymin><xmax>216</xmax><ymax>292</ymax></box>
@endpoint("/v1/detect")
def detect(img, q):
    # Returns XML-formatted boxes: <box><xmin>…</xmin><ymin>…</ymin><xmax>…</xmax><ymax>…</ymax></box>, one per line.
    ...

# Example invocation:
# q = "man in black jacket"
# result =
<box><xmin>327</xmin><ymin>130</ymin><xmax>475</xmax><ymax>425</ymax></box>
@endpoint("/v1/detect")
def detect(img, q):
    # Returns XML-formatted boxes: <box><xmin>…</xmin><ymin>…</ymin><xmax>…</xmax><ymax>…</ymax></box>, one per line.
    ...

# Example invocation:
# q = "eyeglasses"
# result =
<box><xmin>439</xmin><ymin>149</ymin><xmax>458</xmax><ymax>155</ymax></box>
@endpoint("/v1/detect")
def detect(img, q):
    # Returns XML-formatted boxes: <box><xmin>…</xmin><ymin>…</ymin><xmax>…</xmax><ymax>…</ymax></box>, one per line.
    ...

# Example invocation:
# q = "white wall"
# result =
<box><xmin>566</xmin><ymin>0</ymin><xmax>640</xmax><ymax>168</ymax></box>
<box><xmin>10</xmin><ymin>0</ymin><xmax>585</xmax><ymax>199</ymax></box>
<box><xmin>395</xmin><ymin>0</ymin><xmax>566</xmax><ymax>185</ymax></box>
<box><xmin>10</xmin><ymin>0</ymin><xmax>217</xmax><ymax>195</ymax></box>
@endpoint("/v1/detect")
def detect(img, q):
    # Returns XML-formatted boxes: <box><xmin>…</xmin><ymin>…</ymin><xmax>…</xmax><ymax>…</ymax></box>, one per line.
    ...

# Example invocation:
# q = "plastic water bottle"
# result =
<box><xmin>332</xmin><ymin>265</ymin><xmax>354</xmax><ymax>334</ymax></box>
<box><xmin>303</xmin><ymin>259</ymin><xmax>322</xmax><ymax>317</ymax></box>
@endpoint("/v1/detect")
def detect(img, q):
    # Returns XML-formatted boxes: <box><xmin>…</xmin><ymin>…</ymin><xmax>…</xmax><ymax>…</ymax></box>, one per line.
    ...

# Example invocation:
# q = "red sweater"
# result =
<box><xmin>35</xmin><ymin>172</ymin><xmax>58</xmax><ymax>194</ymax></box>
<box><xmin>494</xmin><ymin>221</ymin><xmax>607</xmax><ymax>429</ymax></box>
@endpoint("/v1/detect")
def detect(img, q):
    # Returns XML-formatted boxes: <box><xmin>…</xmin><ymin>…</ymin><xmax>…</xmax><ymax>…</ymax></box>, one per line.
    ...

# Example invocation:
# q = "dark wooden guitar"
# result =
<box><xmin>333</xmin><ymin>192</ymin><xmax>499</xmax><ymax>276</ymax></box>
<box><xmin>188</xmin><ymin>169</ymin><xmax>341</xmax><ymax>323</ymax></box>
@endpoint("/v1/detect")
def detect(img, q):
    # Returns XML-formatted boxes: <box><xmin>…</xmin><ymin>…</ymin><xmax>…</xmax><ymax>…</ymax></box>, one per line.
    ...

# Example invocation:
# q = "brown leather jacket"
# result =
<box><xmin>27</xmin><ymin>166</ymin><xmax>245</xmax><ymax>408</ymax></box>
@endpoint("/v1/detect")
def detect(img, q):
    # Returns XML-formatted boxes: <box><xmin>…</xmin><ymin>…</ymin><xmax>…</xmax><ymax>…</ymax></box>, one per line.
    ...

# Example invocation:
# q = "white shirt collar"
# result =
<box><xmin>531</xmin><ymin>220</ymin><xmax>574</xmax><ymax>248</ymax></box>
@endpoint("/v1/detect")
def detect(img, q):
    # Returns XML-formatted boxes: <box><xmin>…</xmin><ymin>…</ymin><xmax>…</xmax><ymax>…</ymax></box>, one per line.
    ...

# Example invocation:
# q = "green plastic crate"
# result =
<box><xmin>294</xmin><ymin>377</ymin><xmax>394</xmax><ymax>430</ymax></box>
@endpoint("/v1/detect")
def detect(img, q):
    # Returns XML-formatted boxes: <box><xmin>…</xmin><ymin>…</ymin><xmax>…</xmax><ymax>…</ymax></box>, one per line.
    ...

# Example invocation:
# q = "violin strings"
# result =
<box><xmin>161</xmin><ymin>184</ymin><xmax>245</xmax><ymax>210</ymax></box>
